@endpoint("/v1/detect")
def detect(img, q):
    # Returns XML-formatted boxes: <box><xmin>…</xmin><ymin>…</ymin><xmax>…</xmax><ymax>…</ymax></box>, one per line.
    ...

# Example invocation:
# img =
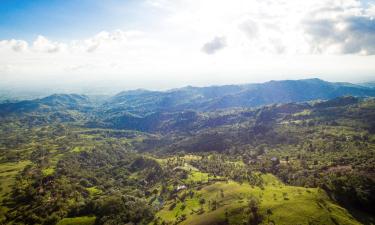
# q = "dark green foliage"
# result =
<box><xmin>247</xmin><ymin>196</ymin><xmax>262</xmax><ymax>225</ymax></box>
<box><xmin>93</xmin><ymin>194</ymin><xmax>154</xmax><ymax>225</ymax></box>
<box><xmin>322</xmin><ymin>172</ymin><xmax>375</xmax><ymax>213</ymax></box>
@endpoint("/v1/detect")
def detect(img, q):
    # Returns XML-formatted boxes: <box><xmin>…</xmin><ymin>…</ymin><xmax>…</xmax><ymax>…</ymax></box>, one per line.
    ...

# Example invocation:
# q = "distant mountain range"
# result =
<box><xmin>1</xmin><ymin>78</ymin><xmax>375</xmax><ymax>118</ymax></box>
<box><xmin>360</xmin><ymin>81</ymin><xmax>375</xmax><ymax>88</ymax></box>
<box><xmin>102</xmin><ymin>78</ymin><xmax>375</xmax><ymax>115</ymax></box>
<box><xmin>0</xmin><ymin>94</ymin><xmax>92</xmax><ymax>115</ymax></box>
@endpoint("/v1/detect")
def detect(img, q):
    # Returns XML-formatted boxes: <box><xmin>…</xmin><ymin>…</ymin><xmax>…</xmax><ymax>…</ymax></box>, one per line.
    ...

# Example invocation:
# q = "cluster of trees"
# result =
<box><xmin>0</xmin><ymin>123</ymin><xmax>165</xmax><ymax>224</ymax></box>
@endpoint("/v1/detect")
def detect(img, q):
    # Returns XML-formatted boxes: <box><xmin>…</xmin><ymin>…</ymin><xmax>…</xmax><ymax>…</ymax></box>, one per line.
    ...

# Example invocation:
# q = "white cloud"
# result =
<box><xmin>304</xmin><ymin>16</ymin><xmax>375</xmax><ymax>55</ymax></box>
<box><xmin>1</xmin><ymin>0</ymin><xmax>375</xmax><ymax>89</ymax></box>
<box><xmin>146</xmin><ymin>0</ymin><xmax>375</xmax><ymax>55</ymax></box>
<box><xmin>201</xmin><ymin>36</ymin><xmax>226</xmax><ymax>54</ymax></box>
<box><xmin>32</xmin><ymin>35</ymin><xmax>64</xmax><ymax>53</ymax></box>
<box><xmin>0</xmin><ymin>30</ymin><xmax>145</xmax><ymax>55</ymax></box>
<box><xmin>0</xmin><ymin>30</ymin><xmax>152</xmax><ymax>78</ymax></box>
<box><xmin>367</xmin><ymin>3</ymin><xmax>375</xmax><ymax>17</ymax></box>
<box><xmin>0</xmin><ymin>39</ymin><xmax>28</xmax><ymax>52</ymax></box>
<box><xmin>12</xmin><ymin>40</ymin><xmax>28</xmax><ymax>52</ymax></box>
<box><xmin>239</xmin><ymin>19</ymin><xmax>259</xmax><ymax>40</ymax></box>
<box><xmin>81</xmin><ymin>30</ymin><xmax>144</xmax><ymax>53</ymax></box>
<box><xmin>303</xmin><ymin>2</ymin><xmax>375</xmax><ymax>55</ymax></box>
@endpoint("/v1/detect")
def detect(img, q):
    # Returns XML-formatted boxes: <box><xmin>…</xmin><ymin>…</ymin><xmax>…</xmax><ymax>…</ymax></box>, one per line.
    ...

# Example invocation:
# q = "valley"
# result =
<box><xmin>0</xmin><ymin>79</ymin><xmax>374</xmax><ymax>225</ymax></box>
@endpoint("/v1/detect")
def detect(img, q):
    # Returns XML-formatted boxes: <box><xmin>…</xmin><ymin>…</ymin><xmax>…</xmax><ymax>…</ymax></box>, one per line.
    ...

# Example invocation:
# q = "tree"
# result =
<box><xmin>247</xmin><ymin>196</ymin><xmax>262</xmax><ymax>225</ymax></box>
<box><xmin>266</xmin><ymin>208</ymin><xmax>272</xmax><ymax>222</ymax></box>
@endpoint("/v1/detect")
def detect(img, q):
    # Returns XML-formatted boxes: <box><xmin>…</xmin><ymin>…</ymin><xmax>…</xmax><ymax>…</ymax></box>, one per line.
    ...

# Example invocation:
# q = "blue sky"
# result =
<box><xmin>0</xmin><ymin>0</ymin><xmax>145</xmax><ymax>40</ymax></box>
<box><xmin>0</xmin><ymin>0</ymin><xmax>375</xmax><ymax>90</ymax></box>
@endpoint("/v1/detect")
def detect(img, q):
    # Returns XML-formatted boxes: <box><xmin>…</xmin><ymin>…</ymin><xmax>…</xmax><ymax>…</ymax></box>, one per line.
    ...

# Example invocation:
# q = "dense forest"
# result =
<box><xmin>1</xmin><ymin>79</ymin><xmax>375</xmax><ymax>225</ymax></box>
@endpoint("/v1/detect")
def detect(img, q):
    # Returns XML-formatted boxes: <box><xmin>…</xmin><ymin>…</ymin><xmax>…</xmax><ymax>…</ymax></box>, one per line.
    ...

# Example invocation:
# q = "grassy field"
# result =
<box><xmin>0</xmin><ymin>160</ymin><xmax>31</xmax><ymax>222</ymax></box>
<box><xmin>186</xmin><ymin>170</ymin><xmax>210</xmax><ymax>183</ymax></box>
<box><xmin>154</xmin><ymin>173</ymin><xmax>361</xmax><ymax>225</ymax></box>
<box><xmin>42</xmin><ymin>167</ymin><xmax>55</xmax><ymax>176</ymax></box>
<box><xmin>56</xmin><ymin>216</ymin><xmax>96</xmax><ymax>225</ymax></box>
<box><xmin>0</xmin><ymin>160</ymin><xmax>31</xmax><ymax>199</ymax></box>
<box><xmin>86</xmin><ymin>187</ymin><xmax>102</xmax><ymax>196</ymax></box>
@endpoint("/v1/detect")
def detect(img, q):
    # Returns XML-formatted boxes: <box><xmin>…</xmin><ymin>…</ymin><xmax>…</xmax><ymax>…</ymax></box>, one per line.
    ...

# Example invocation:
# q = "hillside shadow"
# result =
<box><xmin>346</xmin><ymin>207</ymin><xmax>375</xmax><ymax>225</ymax></box>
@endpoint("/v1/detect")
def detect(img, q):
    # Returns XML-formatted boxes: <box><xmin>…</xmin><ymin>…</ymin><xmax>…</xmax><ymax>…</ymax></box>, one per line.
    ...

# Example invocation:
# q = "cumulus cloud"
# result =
<box><xmin>82</xmin><ymin>30</ymin><xmax>143</xmax><ymax>53</ymax></box>
<box><xmin>201</xmin><ymin>36</ymin><xmax>226</xmax><ymax>54</ymax></box>
<box><xmin>0</xmin><ymin>36</ymin><xmax>63</xmax><ymax>53</ymax></box>
<box><xmin>12</xmin><ymin>40</ymin><xmax>28</xmax><ymax>52</ymax></box>
<box><xmin>0</xmin><ymin>29</ymin><xmax>166</xmax><ymax>85</ymax></box>
<box><xmin>33</xmin><ymin>35</ymin><xmax>63</xmax><ymax>53</ymax></box>
<box><xmin>0</xmin><ymin>39</ymin><xmax>29</xmax><ymax>52</ymax></box>
<box><xmin>367</xmin><ymin>3</ymin><xmax>375</xmax><ymax>17</ymax></box>
<box><xmin>143</xmin><ymin>0</ymin><xmax>375</xmax><ymax>55</ymax></box>
<box><xmin>303</xmin><ymin>6</ymin><xmax>375</xmax><ymax>55</ymax></box>
<box><xmin>239</xmin><ymin>19</ymin><xmax>259</xmax><ymax>40</ymax></box>
<box><xmin>0</xmin><ymin>30</ymin><xmax>144</xmax><ymax>54</ymax></box>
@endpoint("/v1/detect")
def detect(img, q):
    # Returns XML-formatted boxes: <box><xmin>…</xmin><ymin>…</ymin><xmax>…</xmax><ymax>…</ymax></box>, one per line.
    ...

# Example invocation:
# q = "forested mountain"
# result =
<box><xmin>0</xmin><ymin>94</ymin><xmax>92</xmax><ymax>115</ymax></box>
<box><xmin>1</xmin><ymin>79</ymin><xmax>375</xmax><ymax>225</ymax></box>
<box><xmin>1</xmin><ymin>78</ymin><xmax>375</xmax><ymax>118</ymax></box>
<box><xmin>360</xmin><ymin>82</ymin><xmax>375</xmax><ymax>88</ymax></box>
<box><xmin>103</xmin><ymin>78</ymin><xmax>375</xmax><ymax>115</ymax></box>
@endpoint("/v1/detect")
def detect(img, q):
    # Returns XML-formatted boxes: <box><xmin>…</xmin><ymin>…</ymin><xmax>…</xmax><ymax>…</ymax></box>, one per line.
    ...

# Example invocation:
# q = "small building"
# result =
<box><xmin>271</xmin><ymin>157</ymin><xmax>280</xmax><ymax>165</ymax></box>
<box><xmin>176</xmin><ymin>185</ymin><xmax>187</xmax><ymax>191</ymax></box>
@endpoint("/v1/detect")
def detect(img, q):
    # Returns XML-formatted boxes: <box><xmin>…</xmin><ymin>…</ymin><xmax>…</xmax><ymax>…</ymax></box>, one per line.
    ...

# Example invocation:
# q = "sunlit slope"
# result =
<box><xmin>56</xmin><ymin>216</ymin><xmax>96</xmax><ymax>225</ymax></box>
<box><xmin>155</xmin><ymin>174</ymin><xmax>360</xmax><ymax>225</ymax></box>
<box><xmin>0</xmin><ymin>160</ymin><xmax>31</xmax><ymax>221</ymax></box>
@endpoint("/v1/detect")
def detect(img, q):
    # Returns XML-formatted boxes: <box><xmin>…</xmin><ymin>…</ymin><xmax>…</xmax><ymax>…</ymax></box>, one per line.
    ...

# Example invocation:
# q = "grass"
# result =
<box><xmin>293</xmin><ymin>109</ymin><xmax>311</xmax><ymax>117</ymax></box>
<box><xmin>56</xmin><ymin>216</ymin><xmax>96</xmax><ymax>225</ymax></box>
<box><xmin>71</xmin><ymin>146</ymin><xmax>83</xmax><ymax>153</ymax></box>
<box><xmin>181</xmin><ymin>155</ymin><xmax>202</xmax><ymax>161</ymax></box>
<box><xmin>42</xmin><ymin>167</ymin><xmax>55</xmax><ymax>176</ymax></box>
<box><xmin>151</xmin><ymin>155</ymin><xmax>202</xmax><ymax>166</ymax></box>
<box><xmin>186</xmin><ymin>171</ymin><xmax>210</xmax><ymax>183</ymax></box>
<box><xmin>154</xmin><ymin>174</ymin><xmax>361</xmax><ymax>225</ymax></box>
<box><xmin>86</xmin><ymin>187</ymin><xmax>102</xmax><ymax>196</ymax></box>
<box><xmin>0</xmin><ymin>160</ymin><xmax>31</xmax><ymax>199</ymax></box>
<box><xmin>0</xmin><ymin>160</ymin><xmax>31</xmax><ymax>222</ymax></box>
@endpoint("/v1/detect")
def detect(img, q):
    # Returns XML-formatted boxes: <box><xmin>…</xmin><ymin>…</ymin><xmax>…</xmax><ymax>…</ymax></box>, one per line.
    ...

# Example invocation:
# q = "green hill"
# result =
<box><xmin>154</xmin><ymin>174</ymin><xmax>360</xmax><ymax>225</ymax></box>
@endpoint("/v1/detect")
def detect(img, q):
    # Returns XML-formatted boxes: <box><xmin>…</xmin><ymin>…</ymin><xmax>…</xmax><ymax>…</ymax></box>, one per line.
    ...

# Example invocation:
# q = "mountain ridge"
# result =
<box><xmin>1</xmin><ymin>78</ymin><xmax>375</xmax><ymax>118</ymax></box>
<box><xmin>104</xmin><ymin>78</ymin><xmax>375</xmax><ymax>115</ymax></box>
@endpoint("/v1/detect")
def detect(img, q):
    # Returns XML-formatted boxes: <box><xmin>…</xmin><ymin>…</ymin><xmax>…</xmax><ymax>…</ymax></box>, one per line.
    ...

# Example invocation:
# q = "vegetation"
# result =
<box><xmin>0</xmin><ymin>88</ymin><xmax>375</xmax><ymax>225</ymax></box>
<box><xmin>156</xmin><ymin>177</ymin><xmax>360</xmax><ymax>225</ymax></box>
<box><xmin>56</xmin><ymin>216</ymin><xmax>96</xmax><ymax>225</ymax></box>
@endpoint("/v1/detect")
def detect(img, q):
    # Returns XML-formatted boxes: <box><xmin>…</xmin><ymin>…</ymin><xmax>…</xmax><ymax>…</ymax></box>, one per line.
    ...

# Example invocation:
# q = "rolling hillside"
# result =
<box><xmin>0</xmin><ymin>80</ymin><xmax>375</xmax><ymax>225</ymax></box>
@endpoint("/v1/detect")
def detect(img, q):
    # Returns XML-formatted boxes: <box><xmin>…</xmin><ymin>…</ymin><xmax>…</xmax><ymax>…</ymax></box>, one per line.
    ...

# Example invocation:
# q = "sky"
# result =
<box><xmin>0</xmin><ymin>0</ymin><xmax>375</xmax><ymax>91</ymax></box>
